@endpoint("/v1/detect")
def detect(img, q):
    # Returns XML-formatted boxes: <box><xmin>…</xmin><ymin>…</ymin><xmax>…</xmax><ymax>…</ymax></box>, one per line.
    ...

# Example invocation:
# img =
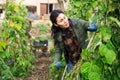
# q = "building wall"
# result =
<box><xmin>0</xmin><ymin>0</ymin><xmax>5</xmax><ymax>4</ymax></box>
<box><xmin>38</xmin><ymin>0</ymin><xmax>58</xmax><ymax>16</ymax></box>
<box><xmin>15</xmin><ymin>0</ymin><xmax>58</xmax><ymax>16</ymax></box>
<box><xmin>40</xmin><ymin>4</ymin><xmax>47</xmax><ymax>15</ymax></box>
<box><xmin>0</xmin><ymin>0</ymin><xmax>60</xmax><ymax>19</ymax></box>
<box><xmin>40</xmin><ymin>0</ymin><xmax>57</xmax><ymax>4</ymax></box>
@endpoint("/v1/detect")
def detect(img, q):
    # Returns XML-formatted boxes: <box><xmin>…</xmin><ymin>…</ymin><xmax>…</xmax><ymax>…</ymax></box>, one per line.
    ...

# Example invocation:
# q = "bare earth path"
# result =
<box><xmin>24</xmin><ymin>51</ymin><xmax>52</xmax><ymax>80</ymax></box>
<box><xmin>24</xmin><ymin>20</ymin><xmax>52</xmax><ymax>80</ymax></box>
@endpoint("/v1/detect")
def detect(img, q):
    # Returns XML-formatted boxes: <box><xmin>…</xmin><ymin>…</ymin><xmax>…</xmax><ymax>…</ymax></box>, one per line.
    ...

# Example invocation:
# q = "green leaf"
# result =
<box><xmin>11</xmin><ymin>67</ymin><xmax>17</xmax><ymax>75</ymax></box>
<box><xmin>100</xmin><ymin>27</ymin><xmax>112</xmax><ymax>42</ymax></box>
<box><xmin>106</xmin><ymin>41</ymin><xmax>117</xmax><ymax>53</ymax></box>
<box><xmin>15</xmin><ymin>24</ymin><xmax>22</xmax><ymax>30</ymax></box>
<box><xmin>91</xmin><ymin>1</ymin><xmax>98</xmax><ymax>7</ymax></box>
<box><xmin>105</xmin><ymin>49</ymin><xmax>116</xmax><ymax>65</ymax></box>
<box><xmin>99</xmin><ymin>44</ymin><xmax>116</xmax><ymax>64</ymax></box>
<box><xmin>99</xmin><ymin>4</ymin><xmax>107</xmax><ymax>12</ymax></box>
<box><xmin>25</xmin><ymin>54</ymin><xmax>35</xmax><ymax>63</ymax></box>
<box><xmin>88</xmin><ymin>72</ymin><xmax>100</xmax><ymax>80</ymax></box>
<box><xmin>10</xmin><ymin>37</ymin><xmax>15</xmax><ymax>41</ymax></box>
<box><xmin>2</xmin><ymin>21</ymin><xmax>8</xmax><ymax>27</ymax></box>
<box><xmin>0</xmin><ymin>41</ymin><xmax>7</xmax><ymax>52</ymax></box>
<box><xmin>110</xmin><ymin>17</ymin><xmax>120</xmax><ymax>27</ymax></box>
<box><xmin>81</xmin><ymin>62</ymin><xmax>91</xmax><ymax>77</ymax></box>
<box><xmin>82</xmin><ymin>49</ymin><xmax>90</xmax><ymax>60</ymax></box>
<box><xmin>81</xmin><ymin>61</ymin><xmax>101</xmax><ymax>79</ymax></box>
<box><xmin>91</xmin><ymin>63</ymin><xmax>101</xmax><ymax>74</ymax></box>
<box><xmin>5</xmin><ymin>52</ymin><xmax>11</xmax><ymax>58</ymax></box>
<box><xmin>1</xmin><ymin>68</ymin><xmax>12</xmax><ymax>80</ymax></box>
<box><xmin>99</xmin><ymin>44</ymin><xmax>107</xmax><ymax>56</ymax></box>
<box><xmin>0</xmin><ymin>41</ymin><xmax>6</xmax><ymax>49</ymax></box>
<box><xmin>117</xmin><ymin>67</ymin><xmax>120</xmax><ymax>78</ymax></box>
<box><xmin>74</xmin><ymin>1</ymin><xmax>80</xmax><ymax>7</ymax></box>
<box><xmin>86</xmin><ymin>9</ymin><xmax>92</xmax><ymax>20</ymax></box>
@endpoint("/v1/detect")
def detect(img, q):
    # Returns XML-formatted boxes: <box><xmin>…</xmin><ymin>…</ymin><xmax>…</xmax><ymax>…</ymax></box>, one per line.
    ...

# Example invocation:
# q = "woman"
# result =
<box><xmin>50</xmin><ymin>9</ymin><xmax>97</xmax><ymax>72</ymax></box>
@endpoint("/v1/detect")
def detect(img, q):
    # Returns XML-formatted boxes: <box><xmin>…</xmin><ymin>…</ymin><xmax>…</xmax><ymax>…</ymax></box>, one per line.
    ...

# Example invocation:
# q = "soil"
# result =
<box><xmin>24</xmin><ymin>51</ymin><xmax>52</xmax><ymax>80</ymax></box>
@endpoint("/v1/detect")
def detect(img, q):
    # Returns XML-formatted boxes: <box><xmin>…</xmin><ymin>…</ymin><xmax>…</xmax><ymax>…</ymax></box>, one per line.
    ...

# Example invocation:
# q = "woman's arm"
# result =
<box><xmin>54</xmin><ymin>43</ymin><xmax>62</xmax><ymax>64</ymax></box>
<box><xmin>80</xmin><ymin>19</ymin><xmax>98</xmax><ymax>31</ymax></box>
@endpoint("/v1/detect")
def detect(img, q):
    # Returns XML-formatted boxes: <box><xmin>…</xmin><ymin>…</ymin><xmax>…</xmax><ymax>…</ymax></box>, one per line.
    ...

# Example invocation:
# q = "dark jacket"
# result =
<box><xmin>54</xmin><ymin>18</ymin><xmax>90</xmax><ymax>63</ymax></box>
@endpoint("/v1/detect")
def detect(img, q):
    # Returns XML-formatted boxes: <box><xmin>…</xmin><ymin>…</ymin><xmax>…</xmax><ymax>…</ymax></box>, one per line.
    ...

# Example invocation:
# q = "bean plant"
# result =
<box><xmin>0</xmin><ymin>0</ymin><xmax>35</xmax><ymax>80</ymax></box>
<box><xmin>49</xmin><ymin>0</ymin><xmax>120</xmax><ymax>80</ymax></box>
<box><xmin>65</xmin><ymin>0</ymin><xmax>120</xmax><ymax>80</ymax></box>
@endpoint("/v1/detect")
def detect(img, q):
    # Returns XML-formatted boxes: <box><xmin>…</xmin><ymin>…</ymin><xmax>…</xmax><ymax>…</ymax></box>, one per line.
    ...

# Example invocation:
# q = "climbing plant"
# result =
<box><xmin>64</xmin><ymin>0</ymin><xmax>120</xmax><ymax>80</ymax></box>
<box><xmin>49</xmin><ymin>0</ymin><xmax>120</xmax><ymax>80</ymax></box>
<box><xmin>0</xmin><ymin>0</ymin><xmax>35</xmax><ymax>80</ymax></box>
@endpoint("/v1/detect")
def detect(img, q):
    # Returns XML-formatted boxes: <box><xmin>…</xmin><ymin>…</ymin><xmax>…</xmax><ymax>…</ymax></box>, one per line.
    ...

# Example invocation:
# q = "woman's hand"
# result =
<box><xmin>55</xmin><ymin>61</ymin><xmax>61</xmax><ymax>69</ymax></box>
<box><xmin>87</xmin><ymin>23</ymin><xmax>98</xmax><ymax>31</ymax></box>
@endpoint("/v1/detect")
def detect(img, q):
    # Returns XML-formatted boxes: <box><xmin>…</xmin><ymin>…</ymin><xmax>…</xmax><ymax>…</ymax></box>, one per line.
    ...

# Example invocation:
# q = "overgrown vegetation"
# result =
<box><xmin>0</xmin><ymin>0</ymin><xmax>119</xmax><ymax>80</ymax></box>
<box><xmin>0</xmin><ymin>0</ymin><xmax>35</xmax><ymax>80</ymax></box>
<box><xmin>49</xmin><ymin>0</ymin><xmax>120</xmax><ymax>80</ymax></box>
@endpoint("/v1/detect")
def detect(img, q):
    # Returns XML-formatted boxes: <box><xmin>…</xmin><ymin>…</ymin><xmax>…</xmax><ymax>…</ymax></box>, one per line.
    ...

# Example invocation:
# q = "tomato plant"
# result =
<box><xmin>0</xmin><ymin>0</ymin><xmax>35</xmax><ymax>80</ymax></box>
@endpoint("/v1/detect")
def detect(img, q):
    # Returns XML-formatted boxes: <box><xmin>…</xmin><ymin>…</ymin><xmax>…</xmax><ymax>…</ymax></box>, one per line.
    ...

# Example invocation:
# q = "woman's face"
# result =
<box><xmin>55</xmin><ymin>13</ymin><xmax>69</xmax><ymax>29</ymax></box>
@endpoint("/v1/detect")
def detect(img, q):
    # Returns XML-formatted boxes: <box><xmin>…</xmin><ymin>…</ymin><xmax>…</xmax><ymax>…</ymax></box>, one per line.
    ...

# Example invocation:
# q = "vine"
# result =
<box><xmin>48</xmin><ymin>0</ymin><xmax>120</xmax><ymax>80</ymax></box>
<box><xmin>64</xmin><ymin>0</ymin><xmax>120</xmax><ymax>80</ymax></box>
<box><xmin>0</xmin><ymin>0</ymin><xmax>35</xmax><ymax>79</ymax></box>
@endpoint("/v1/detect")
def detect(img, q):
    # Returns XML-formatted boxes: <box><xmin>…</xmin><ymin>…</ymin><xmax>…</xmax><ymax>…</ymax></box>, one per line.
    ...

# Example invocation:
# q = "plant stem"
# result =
<box><xmin>87</xmin><ymin>32</ymin><xmax>96</xmax><ymax>49</ymax></box>
<box><xmin>62</xmin><ymin>65</ymin><xmax>68</xmax><ymax>80</ymax></box>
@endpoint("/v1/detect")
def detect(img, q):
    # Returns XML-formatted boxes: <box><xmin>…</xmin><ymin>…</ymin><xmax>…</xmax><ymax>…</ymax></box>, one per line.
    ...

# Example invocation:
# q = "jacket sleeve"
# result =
<box><xmin>54</xmin><ymin>42</ymin><xmax>62</xmax><ymax>63</ymax></box>
<box><xmin>79</xmin><ymin>19</ymin><xmax>97</xmax><ymax>31</ymax></box>
<box><xmin>79</xmin><ymin>19</ymin><xmax>90</xmax><ymax>29</ymax></box>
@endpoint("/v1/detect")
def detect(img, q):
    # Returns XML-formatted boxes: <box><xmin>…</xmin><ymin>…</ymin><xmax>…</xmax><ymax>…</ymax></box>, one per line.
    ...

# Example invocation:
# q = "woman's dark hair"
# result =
<box><xmin>50</xmin><ymin>9</ymin><xmax>64</xmax><ymax>42</ymax></box>
<box><xmin>50</xmin><ymin>9</ymin><xmax>64</xmax><ymax>24</ymax></box>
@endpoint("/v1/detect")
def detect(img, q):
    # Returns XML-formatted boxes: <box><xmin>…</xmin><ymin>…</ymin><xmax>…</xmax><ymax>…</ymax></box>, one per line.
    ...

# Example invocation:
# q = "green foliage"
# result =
<box><xmin>48</xmin><ymin>48</ymin><xmax>66</xmax><ymax>80</ymax></box>
<box><xmin>32</xmin><ymin>22</ymin><xmax>51</xmax><ymax>42</ymax></box>
<box><xmin>33</xmin><ymin>22</ymin><xmax>50</xmax><ymax>34</ymax></box>
<box><xmin>49</xmin><ymin>0</ymin><xmax>120</xmax><ymax>79</ymax></box>
<box><xmin>63</xmin><ymin>0</ymin><xmax>120</xmax><ymax>80</ymax></box>
<box><xmin>48</xmin><ymin>62</ymin><xmax>65</xmax><ymax>80</ymax></box>
<box><xmin>99</xmin><ymin>43</ymin><xmax>116</xmax><ymax>64</ymax></box>
<box><xmin>39</xmin><ymin>23</ymin><xmax>48</xmax><ymax>33</ymax></box>
<box><xmin>81</xmin><ymin>61</ymin><xmax>101</xmax><ymax>80</ymax></box>
<box><xmin>0</xmin><ymin>0</ymin><xmax>35</xmax><ymax>80</ymax></box>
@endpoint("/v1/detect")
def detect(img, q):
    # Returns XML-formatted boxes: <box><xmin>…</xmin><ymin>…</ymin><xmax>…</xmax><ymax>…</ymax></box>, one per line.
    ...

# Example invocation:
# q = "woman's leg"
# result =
<box><xmin>67</xmin><ymin>60</ymin><xmax>73</xmax><ymax>73</ymax></box>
